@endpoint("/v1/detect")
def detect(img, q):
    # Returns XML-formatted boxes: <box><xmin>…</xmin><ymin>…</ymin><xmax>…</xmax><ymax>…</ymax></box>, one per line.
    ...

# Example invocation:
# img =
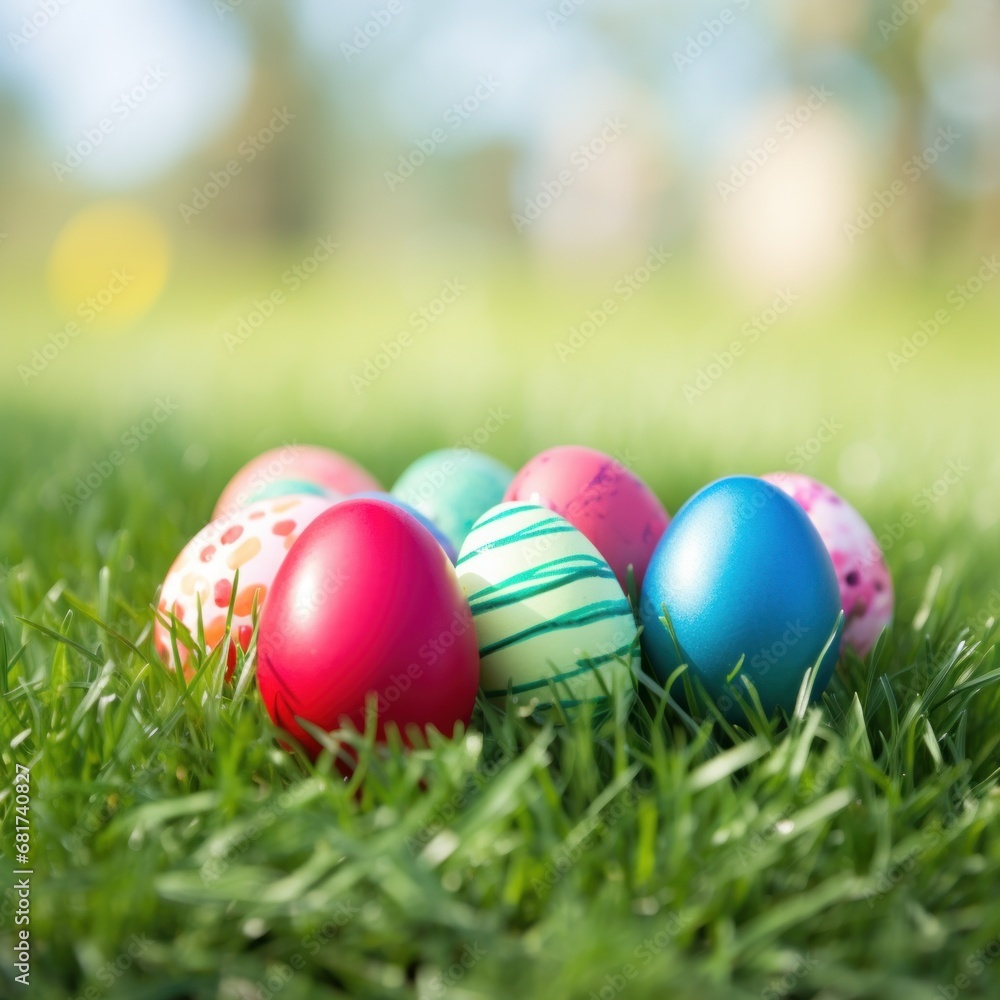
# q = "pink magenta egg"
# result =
<box><xmin>762</xmin><ymin>472</ymin><xmax>894</xmax><ymax>657</ymax></box>
<box><xmin>155</xmin><ymin>494</ymin><xmax>336</xmax><ymax>678</ymax></box>
<box><xmin>503</xmin><ymin>445</ymin><xmax>670</xmax><ymax>590</ymax></box>
<box><xmin>256</xmin><ymin>498</ymin><xmax>480</xmax><ymax>758</ymax></box>
<box><xmin>213</xmin><ymin>445</ymin><xmax>381</xmax><ymax>518</ymax></box>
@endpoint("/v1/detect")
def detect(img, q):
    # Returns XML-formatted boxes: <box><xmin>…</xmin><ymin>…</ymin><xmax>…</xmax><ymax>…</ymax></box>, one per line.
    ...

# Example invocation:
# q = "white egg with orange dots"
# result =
<box><xmin>154</xmin><ymin>493</ymin><xmax>335</xmax><ymax>678</ymax></box>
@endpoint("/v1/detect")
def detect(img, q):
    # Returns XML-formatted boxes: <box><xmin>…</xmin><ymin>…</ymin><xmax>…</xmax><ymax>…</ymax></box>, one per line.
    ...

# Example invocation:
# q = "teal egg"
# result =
<box><xmin>458</xmin><ymin>502</ymin><xmax>638</xmax><ymax>720</ymax></box>
<box><xmin>248</xmin><ymin>478</ymin><xmax>338</xmax><ymax>503</ymax></box>
<box><xmin>392</xmin><ymin>449</ymin><xmax>514</xmax><ymax>553</ymax></box>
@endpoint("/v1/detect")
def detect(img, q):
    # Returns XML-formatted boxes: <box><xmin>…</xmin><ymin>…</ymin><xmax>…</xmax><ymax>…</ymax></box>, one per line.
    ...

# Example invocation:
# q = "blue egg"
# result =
<box><xmin>248</xmin><ymin>478</ymin><xmax>337</xmax><ymax>502</ymax></box>
<box><xmin>639</xmin><ymin>476</ymin><xmax>843</xmax><ymax>720</ymax></box>
<box><xmin>351</xmin><ymin>491</ymin><xmax>459</xmax><ymax>564</ymax></box>
<box><xmin>391</xmin><ymin>450</ymin><xmax>514</xmax><ymax>553</ymax></box>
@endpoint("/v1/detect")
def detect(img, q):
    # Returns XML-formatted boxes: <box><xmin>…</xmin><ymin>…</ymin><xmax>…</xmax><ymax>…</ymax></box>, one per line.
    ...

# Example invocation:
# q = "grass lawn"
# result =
<box><xmin>1</xmin><ymin>250</ymin><xmax>999</xmax><ymax>998</ymax></box>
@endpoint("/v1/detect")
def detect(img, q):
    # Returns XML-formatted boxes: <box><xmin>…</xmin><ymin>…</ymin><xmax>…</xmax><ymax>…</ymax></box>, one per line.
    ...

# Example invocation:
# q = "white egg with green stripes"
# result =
<box><xmin>457</xmin><ymin>502</ymin><xmax>638</xmax><ymax>719</ymax></box>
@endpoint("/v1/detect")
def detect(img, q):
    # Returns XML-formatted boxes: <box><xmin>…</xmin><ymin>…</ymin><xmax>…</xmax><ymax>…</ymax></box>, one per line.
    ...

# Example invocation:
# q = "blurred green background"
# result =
<box><xmin>3</xmin><ymin>5</ymin><xmax>1000</xmax><ymax>997</ymax></box>
<box><xmin>0</xmin><ymin>0</ymin><xmax>998</xmax><ymax>581</ymax></box>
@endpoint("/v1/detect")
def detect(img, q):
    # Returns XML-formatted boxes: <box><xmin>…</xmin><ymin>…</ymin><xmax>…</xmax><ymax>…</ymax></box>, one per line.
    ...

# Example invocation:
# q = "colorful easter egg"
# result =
<box><xmin>248</xmin><ymin>478</ymin><xmax>340</xmax><ymax>503</ymax></box>
<box><xmin>214</xmin><ymin>445</ymin><xmax>380</xmax><ymax>518</ymax></box>
<box><xmin>350</xmin><ymin>491</ymin><xmax>458</xmax><ymax>563</ymax></box>
<box><xmin>457</xmin><ymin>502</ymin><xmax>638</xmax><ymax>719</ymax></box>
<box><xmin>640</xmin><ymin>476</ymin><xmax>842</xmax><ymax>721</ymax></box>
<box><xmin>155</xmin><ymin>494</ymin><xmax>335</xmax><ymax>678</ymax></box>
<box><xmin>257</xmin><ymin>498</ymin><xmax>479</xmax><ymax>758</ymax></box>
<box><xmin>503</xmin><ymin>445</ymin><xmax>670</xmax><ymax>590</ymax></box>
<box><xmin>762</xmin><ymin>472</ymin><xmax>893</xmax><ymax>657</ymax></box>
<box><xmin>391</xmin><ymin>449</ymin><xmax>514</xmax><ymax>554</ymax></box>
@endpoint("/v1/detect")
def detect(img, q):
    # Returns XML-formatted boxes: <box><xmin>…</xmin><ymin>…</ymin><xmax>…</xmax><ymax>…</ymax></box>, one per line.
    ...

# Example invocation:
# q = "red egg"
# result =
<box><xmin>214</xmin><ymin>445</ymin><xmax>380</xmax><ymax>519</ymax></box>
<box><xmin>503</xmin><ymin>445</ymin><xmax>670</xmax><ymax>590</ymax></box>
<box><xmin>256</xmin><ymin>498</ymin><xmax>480</xmax><ymax>758</ymax></box>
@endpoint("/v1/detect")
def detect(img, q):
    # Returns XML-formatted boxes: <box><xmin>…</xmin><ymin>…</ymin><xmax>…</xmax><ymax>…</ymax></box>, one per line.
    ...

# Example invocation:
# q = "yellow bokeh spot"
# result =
<box><xmin>48</xmin><ymin>200</ymin><xmax>171</xmax><ymax>329</ymax></box>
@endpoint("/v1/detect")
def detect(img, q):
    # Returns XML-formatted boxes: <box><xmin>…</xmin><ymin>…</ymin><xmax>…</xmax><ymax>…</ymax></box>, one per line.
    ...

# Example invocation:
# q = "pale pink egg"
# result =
<box><xmin>762</xmin><ymin>472</ymin><xmax>893</xmax><ymax>657</ymax></box>
<box><xmin>213</xmin><ymin>445</ymin><xmax>380</xmax><ymax>519</ymax></box>
<box><xmin>155</xmin><ymin>494</ymin><xmax>336</xmax><ymax>678</ymax></box>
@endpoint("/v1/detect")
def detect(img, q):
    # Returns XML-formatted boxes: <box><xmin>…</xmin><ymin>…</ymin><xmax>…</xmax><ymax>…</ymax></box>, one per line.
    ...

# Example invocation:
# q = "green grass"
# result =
<box><xmin>1</xmin><ymin>255</ymin><xmax>1000</xmax><ymax>998</ymax></box>
<box><xmin>2</xmin><ymin>429</ymin><xmax>1000</xmax><ymax>1000</ymax></box>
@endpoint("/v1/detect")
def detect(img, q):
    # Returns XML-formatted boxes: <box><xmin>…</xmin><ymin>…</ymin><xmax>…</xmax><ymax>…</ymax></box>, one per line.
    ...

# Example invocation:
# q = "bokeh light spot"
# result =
<box><xmin>47</xmin><ymin>200</ymin><xmax>171</xmax><ymax>329</ymax></box>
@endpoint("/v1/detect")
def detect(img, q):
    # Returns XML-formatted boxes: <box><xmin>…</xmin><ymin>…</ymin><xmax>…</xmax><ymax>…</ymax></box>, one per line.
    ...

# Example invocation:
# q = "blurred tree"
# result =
<box><xmin>169</xmin><ymin>1</ymin><xmax>343</xmax><ymax>238</ymax></box>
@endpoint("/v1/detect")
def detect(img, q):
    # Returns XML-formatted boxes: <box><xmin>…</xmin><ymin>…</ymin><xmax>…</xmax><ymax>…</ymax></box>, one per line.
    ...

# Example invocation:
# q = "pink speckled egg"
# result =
<box><xmin>213</xmin><ymin>445</ymin><xmax>380</xmax><ymax>519</ymax></box>
<box><xmin>762</xmin><ymin>472</ymin><xmax>893</xmax><ymax>657</ymax></box>
<box><xmin>503</xmin><ymin>445</ymin><xmax>670</xmax><ymax>590</ymax></box>
<box><xmin>155</xmin><ymin>494</ymin><xmax>336</xmax><ymax>678</ymax></box>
